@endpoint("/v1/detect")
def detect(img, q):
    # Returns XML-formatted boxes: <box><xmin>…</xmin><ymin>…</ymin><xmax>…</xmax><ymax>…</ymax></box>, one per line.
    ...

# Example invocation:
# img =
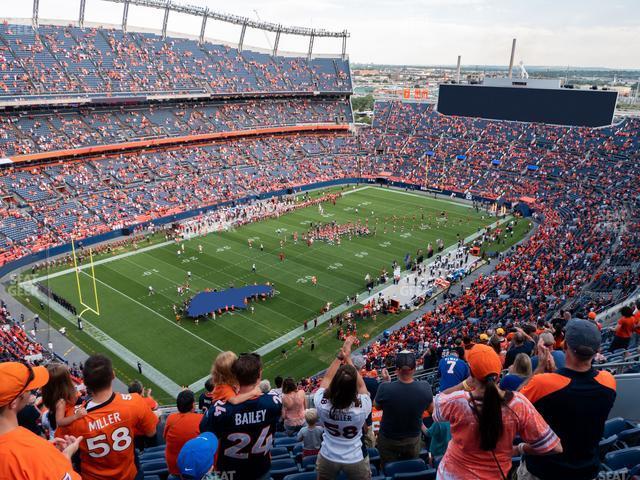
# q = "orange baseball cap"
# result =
<box><xmin>0</xmin><ymin>362</ymin><xmax>49</xmax><ymax>407</ymax></box>
<box><xmin>588</xmin><ymin>311</ymin><xmax>597</xmax><ymax>320</ymax></box>
<box><xmin>466</xmin><ymin>344</ymin><xmax>502</xmax><ymax>381</ymax></box>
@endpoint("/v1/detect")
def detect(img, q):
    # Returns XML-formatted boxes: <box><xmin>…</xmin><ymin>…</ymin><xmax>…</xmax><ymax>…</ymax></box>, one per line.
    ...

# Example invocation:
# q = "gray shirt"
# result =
<box><xmin>297</xmin><ymin>425</ymin><xmax>324</xmax><ymax>450</ymax></box>
<box><xmin>375</xmin><ymin>379</ymin><xmax>433</xmax><ymax>439</ymax></box>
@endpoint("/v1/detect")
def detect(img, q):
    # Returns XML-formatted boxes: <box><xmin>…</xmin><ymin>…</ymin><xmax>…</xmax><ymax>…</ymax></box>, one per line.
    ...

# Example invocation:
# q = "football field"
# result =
<box><xmin>27</xmin><ymin>186</ymin><xmax>501</xmax><ymax>393</ymax></box>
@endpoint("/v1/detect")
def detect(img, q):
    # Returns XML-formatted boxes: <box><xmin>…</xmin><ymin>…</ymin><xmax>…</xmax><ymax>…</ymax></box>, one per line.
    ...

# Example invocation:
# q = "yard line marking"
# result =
<box><xmin>80</xmin><ymin>271</ymin><xmax>224</xmax><ymax>353</ymax></box>
<box><xmin>120</xmin><ymin>256</ymin><xmax>270</xmax><ymax>344</ymax></box>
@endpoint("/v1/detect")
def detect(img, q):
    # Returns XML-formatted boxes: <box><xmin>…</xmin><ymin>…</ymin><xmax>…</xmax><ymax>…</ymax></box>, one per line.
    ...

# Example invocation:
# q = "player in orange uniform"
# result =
<box><xmin>0</xmin><ymin>362</ymin><xmax>82</xmax><ymax>480</ymax></box>
<box><xmin>58</xmin><ymin>354</ymin><xmax>159</xmax><ymax>480</ymax></box>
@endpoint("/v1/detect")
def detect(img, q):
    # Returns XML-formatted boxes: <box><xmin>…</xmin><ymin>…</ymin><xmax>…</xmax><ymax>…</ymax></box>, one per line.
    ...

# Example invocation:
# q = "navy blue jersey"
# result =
<box><xmin>200</xmin><ymin>392</ymin><xmax>282</xmax><ymax>478</ymax></box>
<box><xmin>438</xmin><ymin>355</ymin><xmax>469</xmax><ymax>392</ymax></box>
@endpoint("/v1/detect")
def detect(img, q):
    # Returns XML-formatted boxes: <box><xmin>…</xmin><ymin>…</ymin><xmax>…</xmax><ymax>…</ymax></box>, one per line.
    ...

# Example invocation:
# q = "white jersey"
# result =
<box><xmin>313</xmin><ymin>387</ymin><xmax>372</xmax><ymax>463</ymax></box>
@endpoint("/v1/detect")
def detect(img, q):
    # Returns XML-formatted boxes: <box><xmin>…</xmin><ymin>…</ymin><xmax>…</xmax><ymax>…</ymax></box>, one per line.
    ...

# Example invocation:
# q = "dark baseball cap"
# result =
<box><xmin>395</xmin><ymin>350</ymin><xmax>416</xmax><ymax>370</ymax></box>
<box><xmin>565</xmin><ymin>319</ymin><xmax>601</xmax><ymax>358</ymax></box>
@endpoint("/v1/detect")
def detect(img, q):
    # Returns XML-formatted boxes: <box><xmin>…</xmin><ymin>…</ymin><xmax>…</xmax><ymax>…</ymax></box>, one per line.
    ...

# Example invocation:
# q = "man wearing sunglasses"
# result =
<box><xmin>0</xmin><ymin>362</ymin><xmax>82</xmax><ymax>479</ymax></box>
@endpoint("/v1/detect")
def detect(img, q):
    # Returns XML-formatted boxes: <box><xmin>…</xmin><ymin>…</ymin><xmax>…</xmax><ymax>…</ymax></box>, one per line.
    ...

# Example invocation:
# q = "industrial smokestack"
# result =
<box><xmin>508</xmin><ymin>38</ymin><xmax>516</xmax><ymax>79</ymax></box>
<box><xmin>456</xmin><ymin>55</ymin><xmax>461</xmax><ymax>83</ymax></box>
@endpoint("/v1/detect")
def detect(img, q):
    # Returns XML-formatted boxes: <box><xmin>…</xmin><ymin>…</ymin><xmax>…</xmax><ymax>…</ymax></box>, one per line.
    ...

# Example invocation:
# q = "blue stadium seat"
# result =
<box><xmin>393</xmin><ymin>469</ymin><xmax>437</xmax><ymax>480</ymax></box>
<box><xmin>143</xmin><ymin>476</ymin><xmax>161</xmax><ymax>480</ymax></box>
<box><xmin>274</xmin><ymin>437</ymin><xmax>300</xmax><ymax>449</ymax></box>
<box><xmin>368</xmin><ymin>447</ymin><xmax>381</xmax><ymax>469</ymax></box>
<box><xmin>604</xmin><ymin>447</ymin><xmax>640</xmax><ymax>472</ymax></box>
<box><xmin>283</xmin><ymin>473</ymin><xmax>316</xmax><ymax>480</ymax></box>
<box><xmin>603</xmin><ymin>418</ymin><xmax>637</xmax><ymax>439</ymax></box>
<box><xmin>301</xmin><ymin>454</ymin><xmax>317</xmax><ymax>471</ymax></box>
<box><xmin>599</xmin><ymin>436</ymin><xmax>619</xmax><ymax>461</ymax></box>
<box><xmin>140</xmin><ymin>459</ymin><xmax>168</xmax><ymax>477</ymax></box>
<box><xmin>139</xmin><ymin>450</ymin><xmax>165</xmax><ymax>462</ymax></box>
<box><xmin>270</xmin><ymin>458</ymin><xmax>300</xmax><ymax>480</ymax></box>
<box><xmin>271</xmin><ymin>446</ymin><xmax>291</xmax><ymax>459</ymax></box>
<box><xmin>384</xmin><ymin>459</ymin><xmax>428</xmax><ymax>477</ymax></box>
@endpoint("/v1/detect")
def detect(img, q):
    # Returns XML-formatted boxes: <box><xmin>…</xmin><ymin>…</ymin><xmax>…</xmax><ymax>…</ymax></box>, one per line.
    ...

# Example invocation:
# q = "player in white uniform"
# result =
<box><xmin>148</xmin><ymin>286</ymin><xmax>154</xmax><ymax>296</ymax></box>
<box><xmin>313</xmin><ymin>337</ymin><xmax>372</xmax><ymax>479</ymax></box>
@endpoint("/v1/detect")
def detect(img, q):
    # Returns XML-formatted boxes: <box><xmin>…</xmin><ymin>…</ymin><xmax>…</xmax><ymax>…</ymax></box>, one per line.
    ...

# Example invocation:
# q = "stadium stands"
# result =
<box><xmin>0</xmin><ymin>24</ymin><xmax>351</xmax><ymax>99</ymax></box>
<box><xmin>1</xmin><ymin>16</ymin><xmax>640</xmax><ymax>480</ymax></box>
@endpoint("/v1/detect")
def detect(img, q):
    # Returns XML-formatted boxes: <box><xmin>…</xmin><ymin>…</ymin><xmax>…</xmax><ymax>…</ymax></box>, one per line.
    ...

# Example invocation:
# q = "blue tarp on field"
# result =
<box><xmin>187</xmin><ymin>285</ymin><xmax>274</xmax><ymax>317</ymax></box>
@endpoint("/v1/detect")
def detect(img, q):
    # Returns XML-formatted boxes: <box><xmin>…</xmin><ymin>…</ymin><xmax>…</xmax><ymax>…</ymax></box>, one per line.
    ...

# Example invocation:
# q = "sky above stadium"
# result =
<box><xmin>5</xmin><ymin>0</ymin><xmax>639</xmax><ymax>69</ymax></box>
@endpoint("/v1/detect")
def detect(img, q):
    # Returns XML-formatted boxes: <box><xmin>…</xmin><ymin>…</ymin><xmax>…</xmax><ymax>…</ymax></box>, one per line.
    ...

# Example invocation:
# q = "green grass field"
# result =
<box><xmin>28</xmin><ymin>186</ymin><xmax>510</xmax><ymax>395</ymax></box>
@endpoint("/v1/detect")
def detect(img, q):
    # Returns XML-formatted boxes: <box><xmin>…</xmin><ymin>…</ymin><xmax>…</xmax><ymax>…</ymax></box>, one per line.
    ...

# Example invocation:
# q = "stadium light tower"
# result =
<box><xmin>79</xmin><ymin>0</ymin><xmax>87</xmax><ymax>28</ymax></box>
<box><xmin>32</xmin><ymin>0</ymin><xmax>40</xmax><ymax>29</ymax></box>
<box><xmin>508</xmin><ymin>38</ymin><xmax>516</xmax><ymax>79</ymax></box>
<box><xmin>199</xmin><ymin>7</ymin><xmax>208</xmax><ymax>45</ymax></box>
<box><xmin>162</xmin><ymin>0</ymin><xmax>171</xmax><ymax>39</ymax></box>
<box><xmin>122</xmin><ymin>0</ymin><xmax>130</xmax><ymax>32</ymax></box>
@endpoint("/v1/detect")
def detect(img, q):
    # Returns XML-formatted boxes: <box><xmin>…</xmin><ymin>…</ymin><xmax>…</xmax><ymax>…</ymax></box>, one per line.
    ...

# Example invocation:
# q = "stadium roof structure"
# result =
<box><xmin>32</xmin><ymin>0</ymin><xmax>349</xmax><ymax>58</ymax></box>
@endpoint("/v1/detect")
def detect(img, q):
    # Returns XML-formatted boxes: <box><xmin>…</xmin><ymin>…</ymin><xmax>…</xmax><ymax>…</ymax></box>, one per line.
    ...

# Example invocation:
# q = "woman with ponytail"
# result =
<box><xmin>432</xmin><ymin>344</ymin><xmax>562</xmax><ymax>479</ymax></box>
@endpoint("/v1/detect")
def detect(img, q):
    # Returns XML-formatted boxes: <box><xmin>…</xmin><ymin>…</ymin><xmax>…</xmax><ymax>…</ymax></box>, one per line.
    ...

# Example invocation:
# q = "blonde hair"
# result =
<box><xmin>512</xmin><ymin>353</ymin><xmax>532</xmax><ymax>378</ymax></box>
<box><xmin>305</xmin><ymin>408</ymin><xmax>319</xmax><ymax>426</ymax></box>
<box><xmin>211</xmin><ymin>351</ymin><xmax>238</xmax><ymax>387</ymax></box>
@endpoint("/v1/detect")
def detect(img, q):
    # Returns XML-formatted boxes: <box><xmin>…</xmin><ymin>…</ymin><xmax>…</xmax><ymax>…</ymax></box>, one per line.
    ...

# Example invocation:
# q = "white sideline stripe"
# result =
<box><xmin>341</xmin><ymin>185</ymin><xmax>371</xmax><ymax>196</ymax></box>
<box><xmin>21</xmin><ymin>281</ymin><xmax>183</xmax><ymax>397</ymax></box>
<box><xmin>79</xmin><ymin>271</ymin><xmax>224</xmax><ymax>354</ymax></box>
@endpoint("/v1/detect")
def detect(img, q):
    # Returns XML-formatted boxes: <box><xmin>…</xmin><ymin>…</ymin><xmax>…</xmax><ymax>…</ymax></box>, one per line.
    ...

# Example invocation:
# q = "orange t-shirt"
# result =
<box><xmin>212</xmin><ymin>384</ymin><xmax>236</xmax><ymax>402</ymax></box>
<box><xmin>58</xmin><ymin>392</ymin><xmax>158</xmax><ymax>480</ymax></box>
<box><xmin>163</xmin><ymin>412</ymin><xmax>203</xmax><ymax>475</ymax></box>
<box><xmin>143</xmin><ymin>396</ymin><xmax>158</xmax><ymax>411</ymax></box>
<box><xmin>0</xmin><ymin>426</ymin><xmax>81</xmax><ymax>480</ymax></box>
<box><xmin>615</xmin><ymin>316</ymin><xmax>636</xmax><ymax>338</ymax></box>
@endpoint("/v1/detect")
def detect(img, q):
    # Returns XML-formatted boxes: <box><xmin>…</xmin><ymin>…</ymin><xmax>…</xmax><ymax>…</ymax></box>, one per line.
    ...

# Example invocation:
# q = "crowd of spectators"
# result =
<box><xmin>0</xmin><ymin>23</ymin><xmax>351</xmax><ymax>99</ymax></box>
<box><xmin>0</xmin><ymin>98</ymin><xmax>352</xmax><ymax>157</ymax></box>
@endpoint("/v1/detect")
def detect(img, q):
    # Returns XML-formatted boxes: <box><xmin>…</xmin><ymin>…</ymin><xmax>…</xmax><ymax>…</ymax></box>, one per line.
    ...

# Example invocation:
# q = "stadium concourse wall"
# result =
<box><xmin>0</xmin><ymin>177</ymin><xmax>517</xmax><ymax>278</ymax></box>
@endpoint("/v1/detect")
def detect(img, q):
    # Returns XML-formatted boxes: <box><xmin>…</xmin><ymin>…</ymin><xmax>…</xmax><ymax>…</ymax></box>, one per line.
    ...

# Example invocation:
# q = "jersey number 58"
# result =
<box><xmin>87</xmin><ymin>427</ymin><xmax>132</xmax><ymax>458</ymax></box>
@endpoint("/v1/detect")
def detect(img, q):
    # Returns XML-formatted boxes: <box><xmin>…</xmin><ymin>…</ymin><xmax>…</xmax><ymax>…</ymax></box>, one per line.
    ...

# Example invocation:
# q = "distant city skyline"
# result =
<box><xmin>2</xmin><ymin>0</ymin><xmax>639</xmax><ymax>69</ymax></box>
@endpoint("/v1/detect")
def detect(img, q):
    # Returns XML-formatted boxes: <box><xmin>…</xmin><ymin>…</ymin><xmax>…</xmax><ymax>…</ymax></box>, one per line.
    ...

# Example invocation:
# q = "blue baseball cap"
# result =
<box><xmin>177</xmin><ymin>432</ymin><xmax>219</xmax><ymax>480</ymax></box>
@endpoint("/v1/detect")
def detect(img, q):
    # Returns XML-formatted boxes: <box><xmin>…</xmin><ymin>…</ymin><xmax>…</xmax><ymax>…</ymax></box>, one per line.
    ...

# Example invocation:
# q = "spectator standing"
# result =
<box><xmin>500</xmin><ymin>353</ymin><xmax>532</xmax><ymax>391</ymax></box>
<box><xmin>314</xmin><ymin>337</ymin><xmax>372</xmax><ymax>479</ymax></box>
<box><xmin>297</xmin><ymin>408</ymin><xmax>324</xmax><ymax>456</ymax></box>
<box><xmin>353</xmin><ymin>354</ymin><xmax>379</xmax><ymax>448</ymax></box>
<box><xmin>200</xmin><ymin>353</ymin><xmax>282</xmax><ymax>480</ymax></box>
<box><xmin>163</xmin><ymin>389</ymin><xmax>202</xmax><ymax>477</ymax></box>
<box><xmin>198</xmin><ymin>378</ymin><xmax>214</xmax><ymax>413</ymax></box>
<box><xmin>57</xmin><ymin>354</ymin><xmax>159</xmax><ymax>480</ymax></box>
<box><xmin>504</xmin><ymin>329</ymin><xmax>535</xmax><ymax>369</ymax></box>
<box><xmin>434</xmin><ymin>344</ymin><xmax>561</xmax><ymax>479</ymax></box>
<box><xmin>128</xmin><ymin>380</ymin><xmax>158</xmax><ymax>411</ymax></box>
<box><xmin>519</xmin><ymin>319</ymin><xmax>616</xmax><ymax>479</ymax></box>
<box><xmin>0</xmin><ymin>362</ymin><xmax>82</xmax><ymax>480</ymax></box>
<box><xmin>375</xmin><ymin>350</ymin><xmax>433</xmax><ymax>466</ymax></box>
<box><xmin>438</xmin><ymin>347</ymin><xmax>469</xmax><ymax>392</ymax></box>
<box><xmin>609</xmin><ymin>305</ymin><xmax>636</xmax><ymax>352</ymax></box>
<box><xmin>530</xmin><ymin>332</ymin><xmax>566</xmax><ymax>372</ymax></box>
<box><xmin>282</xmin><ymin>377</ymin><xmax>306</xmax><ymax>436</ymax></box>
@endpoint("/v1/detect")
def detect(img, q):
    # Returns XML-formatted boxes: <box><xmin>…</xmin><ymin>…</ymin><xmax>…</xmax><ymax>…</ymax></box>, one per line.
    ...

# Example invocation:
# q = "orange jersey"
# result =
<box><xmin>58</xmin><ymin>392</ymin><xmax>158</xmax><ymax>480</ymax></box>
<box><xmin>0</xmin><ymin>426</ymin><xmax>81</xmax><ymax>480</ymax></box>
<box><xmin>163</xmin><ymin>412</ymin><xmax>203</xmax><ymax>475</ymax></box>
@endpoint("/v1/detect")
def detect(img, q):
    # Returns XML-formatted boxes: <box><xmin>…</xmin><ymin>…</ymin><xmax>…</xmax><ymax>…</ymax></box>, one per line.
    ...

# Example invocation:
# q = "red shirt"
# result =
<box><xmin>163</xmin><ymin>412</ymin><xmax>203</xmax><ymax>475</ymax></box>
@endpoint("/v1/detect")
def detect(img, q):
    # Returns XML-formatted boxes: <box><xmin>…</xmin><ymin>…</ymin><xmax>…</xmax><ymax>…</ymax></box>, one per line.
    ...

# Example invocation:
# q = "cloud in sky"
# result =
<box><xmin>5</xmin><ymin>0</ymin><xmax>639</xmax><ymax>68</ymax></box>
